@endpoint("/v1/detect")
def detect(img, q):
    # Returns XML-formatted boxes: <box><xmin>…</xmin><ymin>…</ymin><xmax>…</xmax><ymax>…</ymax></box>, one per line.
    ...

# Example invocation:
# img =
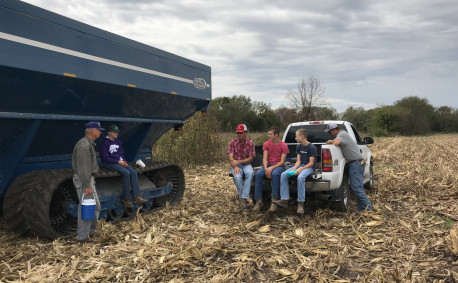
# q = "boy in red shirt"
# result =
<box><xmin>253</xmin><ymin>126</ymin><xmax>289</xmax><ymax>212</ymax></box>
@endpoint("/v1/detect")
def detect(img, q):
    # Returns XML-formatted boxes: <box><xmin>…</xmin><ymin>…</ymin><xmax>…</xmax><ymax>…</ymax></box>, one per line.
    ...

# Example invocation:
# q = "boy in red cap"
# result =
<box><xmin>227</xmin><ymin>124</ymin><xmax>256</xmax><ymax>209</ymax></box>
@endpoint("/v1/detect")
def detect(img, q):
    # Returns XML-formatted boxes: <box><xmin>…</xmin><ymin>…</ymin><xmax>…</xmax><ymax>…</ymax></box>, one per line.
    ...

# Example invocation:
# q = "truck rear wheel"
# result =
<box><xmin>330</xmin><ymin>175</ymin><xmax>350</xmax><ymax>212</ymax></box>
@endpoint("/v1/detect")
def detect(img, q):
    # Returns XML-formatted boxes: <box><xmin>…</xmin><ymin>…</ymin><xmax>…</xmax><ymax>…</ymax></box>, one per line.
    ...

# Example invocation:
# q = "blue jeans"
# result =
<box><xmin>254</xmin><ymin>164</ymin><xmax>285</xmax><ymax>200</ymax></box>
<box><xmin>103</xmin><ymin>163</ymin><xmax>141</xmax><ymax>199</ymax></box>
<box><xmin>349</xmin><ymin>162</ymin><xmax>372</xmax><ymax>211</ymax></box>
<box><xmin>73</xmin><ymin>174</ymin><xmax>100</xmax><ymax>241</ymax></box>
<box><xmin>280</xmin><ymin>165</ymin><xmax>314</xmax><ymax>202</ymax></box>
<box><xmin>231</xmin><ymin>164</ymin><xmax>254</xmax><ymax>200</ymax></box>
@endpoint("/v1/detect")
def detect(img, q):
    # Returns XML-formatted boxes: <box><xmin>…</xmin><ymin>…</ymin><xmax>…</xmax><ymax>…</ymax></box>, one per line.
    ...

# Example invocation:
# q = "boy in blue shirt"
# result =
<box><xmin>274</xmin><ymin>128</ymin><xmax>317</xmax><ymax>214</ymax></box>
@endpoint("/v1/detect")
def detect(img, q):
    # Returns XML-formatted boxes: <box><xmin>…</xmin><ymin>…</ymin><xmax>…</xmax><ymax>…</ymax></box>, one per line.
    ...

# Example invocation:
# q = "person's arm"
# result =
<box><xmin>236</xmin><ymin>156</ymin><xmax>253</xmax><ymax>165</ymax></box>
<box><xmin>297</xmin><ymin>156</ymin><xmax>315</xmax><ymax>174</ymax></box>
<box><xmin>262</xmin><ymin>151</ymin><xmax>268</xmax><ymax>169</ymax></box>
<box><xmin>266</xmin><ymin>152</ymin><xmax>287</xmax><ymax>173</ymax></box>
<box><xmin>116</xmin><ymin>141</ymin><xmax>129</xmax><ymax>167</ymax></box>
<box><xmin>229</xmin><ymin>153</ymin><xmax>242</xmax><ymax>175</ymax></box>
<box><xmin>293</xmin><ymin>154</ymin><xmax>301</xmax><ymax>170</ymax></box>
<box><xmin>326</xmin><ymin>138</ymin><xmax>341</xmax><ymax>146</ymax></box>
<box><xmin>76</xmin><ymin>145</ymin><xmax>94</xmax><ymax>195</ymax></box>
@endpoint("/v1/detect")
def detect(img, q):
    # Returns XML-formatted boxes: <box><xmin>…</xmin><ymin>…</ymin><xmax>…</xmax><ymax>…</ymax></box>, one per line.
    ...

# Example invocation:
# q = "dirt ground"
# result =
<box><xmin>1</xmin><ymin>135</ymin><xmax>458</xmax><ymax>282</ymax></box>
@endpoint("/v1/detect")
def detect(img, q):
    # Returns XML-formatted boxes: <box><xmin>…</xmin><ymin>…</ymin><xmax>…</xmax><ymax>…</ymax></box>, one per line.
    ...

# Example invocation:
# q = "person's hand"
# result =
<box><xmin>233</xmin><ymin>165</ymin><xmax>241</xmax><ymax>175</ymax></box>
<box><xmin>85</xmin><ymin>187</ymin><xmax>93</xmax><ymax>196</ymax></box>
<box><xmin>265</xmin><ymin>167</ymin><xmax>273</xmax><ymax>179</ymax></box>
<box><xmin>118</xmin><ymin>160</ymin><xmax>128</xmax><ymax>167</ymax></box>
<box><xmin>230</xmin><ymin>159</ymin><xmax>239</xmax><ymax>167</ymax></box>
<box><xmin>295</xmin><ymin>167</ymin><xmax>303</xmax><ymax>176</ymax></box>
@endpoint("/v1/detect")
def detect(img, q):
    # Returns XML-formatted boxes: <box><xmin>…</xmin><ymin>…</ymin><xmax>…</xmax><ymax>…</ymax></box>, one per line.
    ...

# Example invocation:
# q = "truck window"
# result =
<box><xmin>285</xmin><ymin>124</ymin><xmax>346</xmax><ymax>143</ymax></box>
<box><xmin>351</xmin><ymin>125</ymin><xmax>363</xmax><ymax>144</ymax></box>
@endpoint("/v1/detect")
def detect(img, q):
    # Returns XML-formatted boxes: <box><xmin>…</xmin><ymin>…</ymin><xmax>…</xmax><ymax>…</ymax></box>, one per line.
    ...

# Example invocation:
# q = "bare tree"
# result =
<box><xmin>287</xmin><ymin>75</ymin><xmax>325</xmax><ymax>121</ymax></box>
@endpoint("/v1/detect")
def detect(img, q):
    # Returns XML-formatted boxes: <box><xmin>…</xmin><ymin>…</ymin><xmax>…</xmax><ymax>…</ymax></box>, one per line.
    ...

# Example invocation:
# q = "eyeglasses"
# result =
<box><xmin>237</xmin><ymin>132</ymin><xmax>245</xmax><ymax>135</ymax></box>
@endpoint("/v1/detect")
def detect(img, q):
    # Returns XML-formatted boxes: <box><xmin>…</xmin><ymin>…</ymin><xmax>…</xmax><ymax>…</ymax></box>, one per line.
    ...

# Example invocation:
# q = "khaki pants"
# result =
<box><xmin>73</xmin><ymin>174</ymin><xmax>101</xmax><ymax>241</ymax></box>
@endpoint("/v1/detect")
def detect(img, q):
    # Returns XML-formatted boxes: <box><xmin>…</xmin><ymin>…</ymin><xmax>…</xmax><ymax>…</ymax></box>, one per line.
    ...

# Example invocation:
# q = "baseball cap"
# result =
<box><xmin>236</xmin><ymin>124</ymin><xmax>248</xmax><ymax>133</ymax></box>
<box><xmin>86</xmin><ymin>121</ymin><xmax>105</xmax><ymax>130</ymax></box>
<box><xmin>324</xmin><ymin>122</ymin><xmax>338</xmax><ymax>133</ymax></box>
<box><xmin>108</xmin><ymin>124</ymin><xmax>119</xmax><ymax>132</ymax></box>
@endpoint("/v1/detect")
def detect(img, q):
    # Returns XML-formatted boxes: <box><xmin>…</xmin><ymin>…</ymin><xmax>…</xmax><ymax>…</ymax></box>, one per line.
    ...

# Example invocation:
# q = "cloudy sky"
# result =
<box><xmin>23</xmin><ymin>0</ymin><xmax>458</xmax><ymax>112</ymax></box>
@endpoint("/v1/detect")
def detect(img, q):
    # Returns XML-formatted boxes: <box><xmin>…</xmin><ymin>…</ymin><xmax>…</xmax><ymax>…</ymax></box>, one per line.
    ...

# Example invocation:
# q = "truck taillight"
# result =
<box><xmin>322</xmin><ymin>148</ymin><xmax>333</xmax><ymax>172</ymax></box>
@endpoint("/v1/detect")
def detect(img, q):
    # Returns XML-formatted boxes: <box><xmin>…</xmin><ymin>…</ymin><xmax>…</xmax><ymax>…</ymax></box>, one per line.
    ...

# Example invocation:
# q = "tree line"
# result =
<box><xmin>209</xmin><ymin>95</ymin><xmax>458</xmax><ymax>136</ymax></box>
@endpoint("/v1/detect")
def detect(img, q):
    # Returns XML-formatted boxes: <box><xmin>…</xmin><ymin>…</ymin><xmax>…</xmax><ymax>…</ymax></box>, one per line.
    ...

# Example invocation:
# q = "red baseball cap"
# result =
<box><xmin>236</xmin><ymin>124</ymin><xmax>247</xmax><ymax>133</ymax></box>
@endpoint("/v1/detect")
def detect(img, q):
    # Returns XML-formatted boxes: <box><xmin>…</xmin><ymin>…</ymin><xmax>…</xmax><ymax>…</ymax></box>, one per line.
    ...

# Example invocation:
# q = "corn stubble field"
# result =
<box><xmin>1</xmin><ymin>135</ymin><xmax>458</xmax><ymax>282</ymax></box>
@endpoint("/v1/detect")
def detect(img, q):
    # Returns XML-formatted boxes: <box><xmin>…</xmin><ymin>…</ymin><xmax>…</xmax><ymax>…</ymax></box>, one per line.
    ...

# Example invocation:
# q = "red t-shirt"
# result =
<box><xmin>262</xmin><ymin>139</ymin><xmax>289</xmax><ymax>165</ymax></box>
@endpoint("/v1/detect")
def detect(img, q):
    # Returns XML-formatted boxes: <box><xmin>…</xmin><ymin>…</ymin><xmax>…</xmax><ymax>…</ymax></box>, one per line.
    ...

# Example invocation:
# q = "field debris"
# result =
<box><xmin>1</xmin><ymin>135</ymin><xmax>458</xmax><ymax>282</ymax></box>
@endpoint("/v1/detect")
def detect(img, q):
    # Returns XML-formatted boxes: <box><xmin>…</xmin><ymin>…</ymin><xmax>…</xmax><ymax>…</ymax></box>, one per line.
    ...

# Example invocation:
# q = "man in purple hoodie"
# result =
<box><xmin>100</xmin><ymin>124</ymin><xmax>147</xmax><ymax>208</ymax></box>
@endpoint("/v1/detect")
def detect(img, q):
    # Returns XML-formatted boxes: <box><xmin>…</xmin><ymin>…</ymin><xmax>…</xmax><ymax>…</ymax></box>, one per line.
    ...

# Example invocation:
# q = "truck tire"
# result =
<box><xmin>330</xmin><ymin>175</ymin><xmax>350</xmax><ymax>212</ymax></box>
<box><xmin>364</xmin><ymin>162</ymin><xmax>374</xmax><ymax>190</ymax></box>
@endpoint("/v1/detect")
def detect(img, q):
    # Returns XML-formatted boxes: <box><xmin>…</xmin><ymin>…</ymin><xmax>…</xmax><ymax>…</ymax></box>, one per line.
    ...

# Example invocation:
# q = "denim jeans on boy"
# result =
<box><xmin>348</xmin><ymin>162</ymin><xmax>373</xmax><ymax>211</ymax></box>
<box><xmin>231</xmin><ymin>164</ymin><xmax>254</xmax><ymax>200</ymax></box>
<box><xmin>280</xmin><ymin>165</ymin><xmax>314</xmax><ymax>202</ymax></box>
<box><xmin>103</xmin><ymin>163</ymin><xmax>141</xmax><ymax>199</ymax></box>
<box><xmin>254</xmin><ymin>164</ymin><xmax>285</xmax><ymax>200</ymax></box>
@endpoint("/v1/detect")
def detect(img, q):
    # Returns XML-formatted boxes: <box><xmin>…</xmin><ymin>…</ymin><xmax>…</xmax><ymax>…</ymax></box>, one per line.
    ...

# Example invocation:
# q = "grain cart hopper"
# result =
<box><xmin>0</xmin><ymin>1</ymin><xmax>211</xmax><ymax>239</ymax></box>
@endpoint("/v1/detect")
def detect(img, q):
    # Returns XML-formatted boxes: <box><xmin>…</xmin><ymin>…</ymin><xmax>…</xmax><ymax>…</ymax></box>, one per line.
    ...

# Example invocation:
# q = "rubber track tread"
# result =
<box><xmin>3</xmin><ymin>168</ymin><xmax>73</xmax><ymax>238</ymax></box>
<box><xmin>3</xmin><ymin>161</ymin><xmax>184</xmax><ymax>238</ymax></box>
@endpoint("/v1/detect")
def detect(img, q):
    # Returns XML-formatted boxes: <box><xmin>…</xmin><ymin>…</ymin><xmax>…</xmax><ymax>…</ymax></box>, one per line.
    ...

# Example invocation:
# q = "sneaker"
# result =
<box><xmin>133</xmin><ymin>196</ymin><xmax>148</xmax><ymax>204</ymax></box>
<box><xmin>122</xmin><ymin>198</ymin><xmax>134</xmax><ymax>208</ymax></box>
<box><xmin>273</xmin><ymin>199</ymin><xmax>289</xmax><ymax>208</ymax></box>
<box><xmin>239</xmin><ymin>198</ymin><xmax>248</xmax><ymax>209</ymax></box>
<box><xmin>297</xmin><ymin>202</ymin><xmax>304</xmax><ymax>214</ymax></box>
<box><xmin>252</xmin><ymin>201</ymin><xmax>263</xmax><ymax>212</ymax></box>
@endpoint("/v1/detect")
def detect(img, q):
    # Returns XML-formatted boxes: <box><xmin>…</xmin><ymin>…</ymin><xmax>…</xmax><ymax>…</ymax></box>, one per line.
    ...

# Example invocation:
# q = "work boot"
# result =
<box><xmin>239</xmin><ymin>198</ymin><xmax>248</xmax><ymax>209</ymax></box>
<box><xmin>134</xmin><ymin>196</ymin><xmax>148</xmax><ymax>204</ymax></box>
<box><xmin>297</xmin><ymin>202</ymin><xmax>304</xmax><ymax>214</ymax></box>
<box><xmin>77</xmin><ymin>237</ymin><xmax>93</xmax><ymax>244</ymax></box>
<box><xmin>252</xmin><ymin>201</ymin><xmax>263</xmax><ymax>212</ymax></box>
<box><xmin>269</xmin><ymin>198</ymin><xmax>279</xmax><ymax>212</ymax></box>
<box><xmin>122</xmin><ymin>198</ymin><xmax>134</xmax><ymax>208</ymax></box>
<box><xmin>273</xmin><ymin>199</ymin><xmax>289</xmax><ymax>208</ymax></box>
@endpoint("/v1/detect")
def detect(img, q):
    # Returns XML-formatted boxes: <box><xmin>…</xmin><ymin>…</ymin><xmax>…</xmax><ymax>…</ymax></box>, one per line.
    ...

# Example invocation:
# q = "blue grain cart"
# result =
<box><xmin>0</xmin><ymin>1</ymin><xmax>211</xmax><ymax>238</ymax></box>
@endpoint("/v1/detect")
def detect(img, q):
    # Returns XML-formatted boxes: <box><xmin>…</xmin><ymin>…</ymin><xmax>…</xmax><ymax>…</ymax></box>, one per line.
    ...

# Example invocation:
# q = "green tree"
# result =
<box><xmin>342</xmin><ymin>106</ymin><xmax>370</xmax><ymax>130</ymax></box>
<box><xmin>434</xmin><ymin>106</ymin><xmax>456</xmax><ymax>132</ymax></box>
<box><xmin>210</xmin><ymin>95</ymin><xmax>257</xmax><ymax>132</ymax></box>
<box><xmin>253</xmin><ymin>101</ymin><xmax>282</xmax><ymax>131</ymax></box>
<box><xmin>209</xmin><ymin>95</ymin><xmax>279</xmax><ymax>132</ymax></box>
<box><xmin>394</xmin><ymin>96</ymin><xmax>435</xmax><ymax>135</ymax></box>
<box><xmin>310</xmin><ymin>106</ymin><xmax>339</xmax><ymax>121</ymax></box>
<box><xmin>368</xmin><ymin>105</ymin><xmax>409</xmax><ymax>136</ymax></box>
<box><xmin>274</xmin><ymin>107</ymin><xmax>300</xmax><ymax>128</ymax></box>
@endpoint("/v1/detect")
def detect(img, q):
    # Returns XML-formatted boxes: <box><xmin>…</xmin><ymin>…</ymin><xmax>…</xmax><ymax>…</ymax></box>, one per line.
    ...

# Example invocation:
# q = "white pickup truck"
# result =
<box><xmin>252</xmin><ymin>120</ymin><xmax>374</xmax><ymax>211</ymax></box>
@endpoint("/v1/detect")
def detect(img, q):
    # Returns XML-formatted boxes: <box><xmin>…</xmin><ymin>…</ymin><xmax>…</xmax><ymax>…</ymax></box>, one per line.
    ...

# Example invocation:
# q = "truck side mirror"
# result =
<box><xmin>363</xmin><ymin>137</ymin><xmax>374</xmax><ymax>145</ymax></box>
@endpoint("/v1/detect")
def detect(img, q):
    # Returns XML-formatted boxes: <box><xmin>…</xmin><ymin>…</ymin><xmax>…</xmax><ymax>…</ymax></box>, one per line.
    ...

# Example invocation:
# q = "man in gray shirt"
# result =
<box><xmin>72</xmin><ymin>121</ymin><xmax>104</xmax><ymax>242</ymax></box>
<box><xmin>326</xmin><ymin>122</ymin><xmax>372</xmax><ymax>211</ymax></box>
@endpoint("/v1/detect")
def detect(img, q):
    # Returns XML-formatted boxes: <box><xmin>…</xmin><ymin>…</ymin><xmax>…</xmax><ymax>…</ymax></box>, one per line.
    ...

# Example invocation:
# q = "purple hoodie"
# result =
<box><xmin>100</xmin><ymin>136</ymin><xmax>125</xmax><ymax>164</ymax></box>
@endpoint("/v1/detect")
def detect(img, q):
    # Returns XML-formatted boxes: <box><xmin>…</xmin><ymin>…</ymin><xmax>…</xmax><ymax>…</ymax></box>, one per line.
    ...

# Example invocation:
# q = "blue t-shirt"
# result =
<box><xmin>296</xmin><ymin>143</ymin><xmax>317</xmax><ymax>170</ymax></box>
